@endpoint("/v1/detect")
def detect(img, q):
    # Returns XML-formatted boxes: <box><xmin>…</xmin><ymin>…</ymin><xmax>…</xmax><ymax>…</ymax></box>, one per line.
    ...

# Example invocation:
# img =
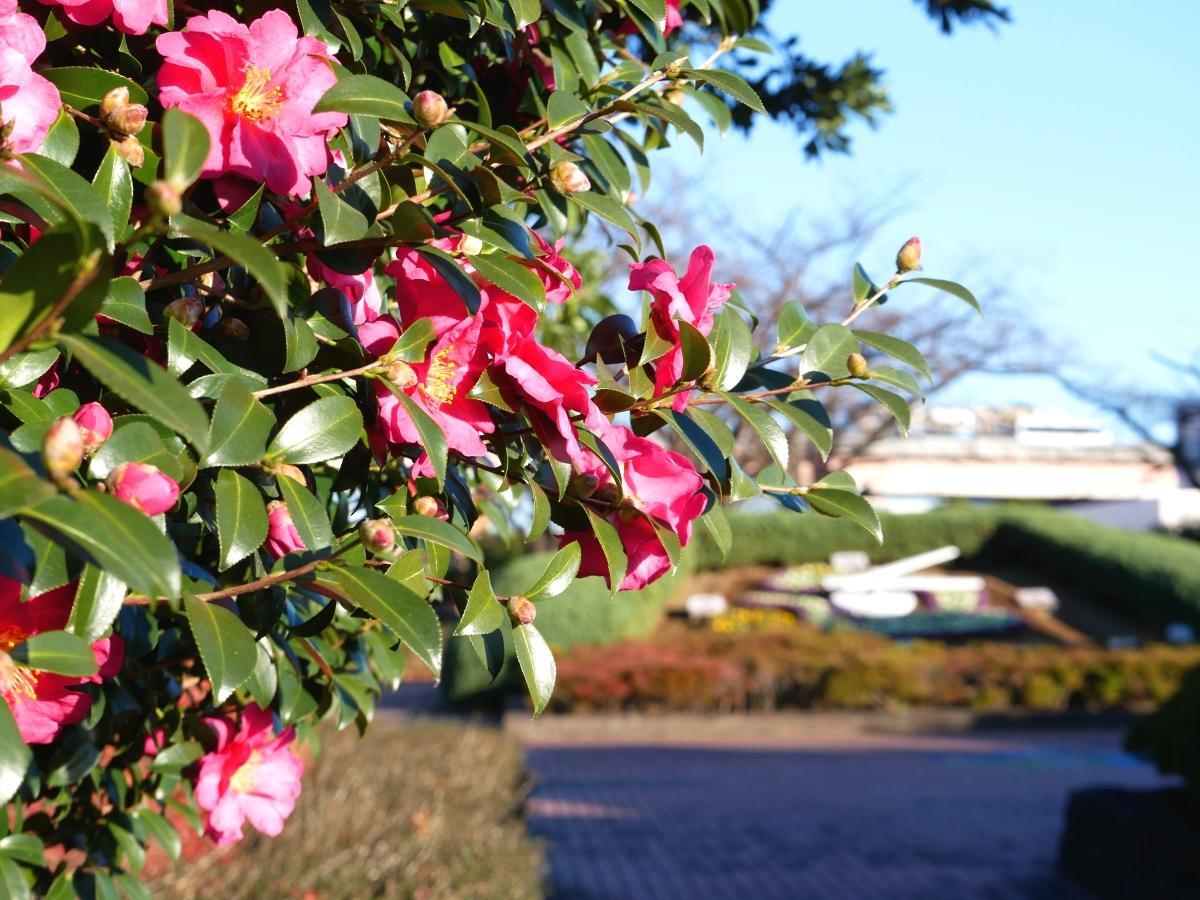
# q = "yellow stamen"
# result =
<box><xmin>0</xmin><ymin>628</ymin><xmax>38</xmax><ymax>700</ymax></box>
<box><xmin>230</xmin><ymin>750</ymin><xmax>263</xmax><ymax>794</ymax></box>
<box><xmin>229</xmin><ymin>67</ymin><xmax>284</xmax><ymax>123</ymax></box>
<box><xmin>422</xmin><ymin>348</ymin><xmax>459</xmax><ymax>406</ymax></box>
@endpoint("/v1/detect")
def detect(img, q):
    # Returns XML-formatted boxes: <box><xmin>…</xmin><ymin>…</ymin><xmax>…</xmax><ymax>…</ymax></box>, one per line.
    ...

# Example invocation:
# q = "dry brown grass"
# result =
<box><xmin>148</xmin><ymin>719</ymin><xmax>543</xmax><ymax>899</ymax></box>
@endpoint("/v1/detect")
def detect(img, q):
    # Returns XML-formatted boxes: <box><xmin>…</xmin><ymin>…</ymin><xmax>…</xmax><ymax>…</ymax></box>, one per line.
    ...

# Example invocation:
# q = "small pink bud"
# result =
<box><xmin>412</xmin><ymin>496</ymin><xmax>446</xmax><ymax>519</ymax></box>
<box><xmin>265</xmin><ymin>500</ymin><xmax>306</xmax><ymax>558</ymax></box>
<box><xmin>107</xmin><ymin>462</ymin><xmax>180</xmax><ymax>516</ymax></box>
<box><xmin>72</xmin><ymin>402</ymin><xmax>113</xmax><ymax>453</ymax></box>
<box><xmin>896</xmin><ymin>236</ymin><xmax>922</xmax><ymax>274</ymax></box>
<box><xmin>163</xmin><ymin>297</ymin><xmax>203</xmax><ymax>328</ymax></box>
<box><xmin>112</xmin><ymin>135</ymin><xmax>144</xmax><ymax>168</ymax></box>
<box><xmin>43</xmin><ymin>417</ymin><xmax>84</xmax><ymax>480</ymax></box>
<box><xmin>550</xmin><ymin>161</ymin><xmax>591</xmax><ymax>195</ymax></box>
<box><xmin>412</xmin><ymin>90</ymin><xmax>450</xmax><ymax>129</ymax></box>
<box><xmin>358</xmin><ymin>518</ymin><xmax>395</xmax><ymax>554</ymax></box>
<box><xmin>506</xmin><ymin>595</ymin><xmax>536</xmax><ymax>626</ymax></box>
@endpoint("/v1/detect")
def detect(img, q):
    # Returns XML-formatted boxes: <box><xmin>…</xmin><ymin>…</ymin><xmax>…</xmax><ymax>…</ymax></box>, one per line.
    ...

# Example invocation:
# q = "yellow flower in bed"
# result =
<box><xmin>712</xmin><ymin>608</ymin><xmax>798</xmax><ymax>634</ymax></box>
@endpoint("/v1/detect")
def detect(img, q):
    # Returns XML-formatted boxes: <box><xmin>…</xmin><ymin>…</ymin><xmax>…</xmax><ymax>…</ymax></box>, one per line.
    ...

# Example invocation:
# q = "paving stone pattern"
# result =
<box><xmin>524</xmin><ymin>729</ymin><xmax>1168</xmax><ymax>900</ymax></box>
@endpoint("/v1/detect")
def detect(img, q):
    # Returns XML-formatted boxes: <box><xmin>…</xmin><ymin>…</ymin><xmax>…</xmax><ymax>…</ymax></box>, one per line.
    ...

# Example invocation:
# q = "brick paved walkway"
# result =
<box><xmin>522</xmin><ymin>725</ymin><xmax>1169</xmax><ymax>899</ymax></box>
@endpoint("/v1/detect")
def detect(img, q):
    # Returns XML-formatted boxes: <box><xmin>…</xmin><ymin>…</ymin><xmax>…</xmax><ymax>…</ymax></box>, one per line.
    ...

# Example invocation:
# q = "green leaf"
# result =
<box><xmin>267</xmin><ymin>395</ymin><xmax>361</xmax><ymax>464</ymax></box>
<box><xmin>677</xmin><ymin>320</ymin><xmax>713</xmax><ymax>384</ymax></box>
<box><xmin>454</xmin><ymin>570</ymin><xmax>505</xmax><ymax>636</ymax></box>
<box><xmin>468</xmin><ymin>253</ymin><xmax>546</xmax><ymax>311</ymax></box>
<box><xmin>0</xmin><ymin>223</ymin><xmax>110</xmax><ymax>353</ymax></box>
<box><xmin>567</xmin><ymin>192</ymin><xmax>640</xmax><ymax>248</ymax></box>
<box><xmin>22</xmin><ymin>492</ymin><xmax>181</xmax><ymax>599</ymax></box>
<box><xmin>767</xmin><ymin>393</ymin><xmax>833</xmax><ymax>461</ymax></box>
<box><xmin>805</xmin><ymin>487</ymin><xmax>883</xmax><ymax>542</ymax></box>
<box><xmin>10</xmin><ymin>630</ymin><xmax>97</xmax><ymax>676</ymax></box>
<box><xmin>276</xmin><ymin>475</ymin><xmax>333</xmax><ymax>552</ymax></box>
<box><xmin>313</xmin><ymin>73</ymin><xmax>415</xmax><ymax>123</ymax></box>
<box><xmin>92</xmin><ymin>143</ymin><xmax>132</xmax><ymax>237</ymax></box>
<box><xmin>527</xmin><ymin>482</ymin><xmax>551</xmax><ymax>542</ymax></box>
<box><xmin>525</xmin><ymin>542</ymin><xmax>581</xmax><ymax>601</ymax></box>
<box><xmin>0</xmin><ymin>445</ymin><xmax>55</xmax><ymax>517</ymax></box>
<box><xmin>226</xmin><ymin>183</ymin><xmax>264</xmax><ymax>233</ymax></box>
<box><xmin>392</xmin><ymin>390</ymin><xmax>448</xmax><ymax>488</ymax></box>
<box><xmin>0</xmin><ymin>834</ymin><xmax>46</xmax><ymax>867</ymax></box>
<box><xmin>852</xmin><ymin>383</ymin><xmax>911</xmax><ymax>435</ymax></box>
<box><xmin>88</xmin><ymin>421</ymin><xmax>183</xmax><ymax>482</ymax></box>
<box><xmin>513</xmin><ymin>623</ymin><xmax>555</xmax><ymax>717</ymax></box>
<box><xmin>505</xmin><ymin>0</ymin><xmax>542</xmax><ymax>28</ymax></box>
<box><xmin>15</xmin><ymin>154</ymin><xmax>115</xmax><ymax>247</ymax></box>
<box><xmin>332</xmin><ymin>567</ymin><xmax>442</xmax><ymax>677</ymax></box>
<box><xmin>697</xmin><ymin>503</ymin><xmax>731</xmax><ymax>562</ymax></box>
<box><xmin>775</xmin><ymin>301</ymin><xmax>814</xmax><ymax>351</ymax></box>
<box><xmin>160</xmin><ymin>108</ymin><xmax>210</xmax><ymax>189</ymax></box>
<box><xmin>315</xmin><ymin>178</ymin><xmax>369</xmax><ymax>245</ymax></box>
<box><xmin>720</xmin><ymin>392</ymin><xmax>788</xmax><ymax>472</ymax></box>
<box><xmin>67</xmin><ymin>565</ymin><xmax>126</xmax><ymax>644</ymax></box>
<box><xmin>390</xmin><ymin>318</ymin><xmax>435</xmax><ymax>362</ymax></box>
<box><xmin>173</xmin><ymin>215</ymin><xmax>288</xmax><ymax>318</ymax></box>
<box><xmin>0</xmin><ymin>702</ymin><xmax>30</xmax><ymax>805</ymax></box>
<box><xmin>797</xmin><ymin>323</ymin><xmax>858</xmax><ymax>381</ymax></box>
<box><xmin>868</xmin><ymin>365</ymin><xmax>923</xmax><ymax>398</ymax></box>
<box><xmin>184</xmin><ymin>593</ymin><xmax>258</xmax><ymax>705</ymax></box>
<box><xmin>582</xmin><ymin>506</ymin><xmax>626</xmax><ymax>597</ymax></box>
<box><xmin>709</xmin><ymin>307</ymin><xmax>753</xmax><ymax>391</ymax></box>
<box><xmin>386</xmin><ymin>513</ymin><xmax>483</xmax><ymax>563</ymax></box>
<box><xmin>100</xmin><ymin>277</ymin><xmax>152</xmax><ymax>334</ymax></box>
<box><xmin>41</xmin><ymin>67</ymin><xmax>147</xmax><ymax>108</ymax></box>
<box><xmin>215</xmin><ymin>470</ymin><xmax>268</xmax><ymax>570</ymax></box>
<box><xmin>691</xmin><ymin>68</ymin><xmax>766</xmax><ymax>114</ymax></box>
<box><xmin>135</xmin><ymin>809</ymin><xmax>181</xmax><ymax>863</ymax></box>
<box><xmin>0</xmin><ymin>348</ymin><xmax>58</xmax><ymax>389</ymax></box>
<box><xmin>58</xmin><ymin>335</ymin><xmax>209</xmax><ymax>453</ymax></box>
<box><xmin>853</xmin><ymin>329</ymin><xmax>932</xmax><ymax>381</ymax></box>
<box><xmin>547</xmin><ymin>90</ymin><xmax>589</xmax><ymax>129</ymax></box>
<box><xmin>203</xmin><ymin>379</ymin><xmax>273</xmax><ymax>467</ymax></box>
<box><xmin>0</xmin><ymin>857</ymin><xmax>30</xmax><ymax>900</ymax></box>
<box><xmin>247</xmin><ymin>639</ymin><xmax>278</xmax><ymax>707</ymax></box>
<box><xmin>903</xmin><ymin>276</ymin><xmax>981</xmax><ymax>313</ymax></box>
<box><xmin>852</xmin><ymin>263</ymin><xmax>875</xmax><ymax>304</ymax></box>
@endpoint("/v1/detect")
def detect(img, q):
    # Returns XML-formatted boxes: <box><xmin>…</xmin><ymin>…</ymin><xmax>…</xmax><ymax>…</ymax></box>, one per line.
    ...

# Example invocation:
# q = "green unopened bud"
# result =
<box><xmin>359</xmin><ymin>518</ymin><xmax>395</xmax><ymax>554</ymax></box>
<box><xmin>847</xmin><ymin>353</ymin><xmax>870</xmax><ymax>378</ymax></box>
<box><xmin>567</xmin><ymin>472</ymin><xmax>601</xmax><ymax>499</ymax></box>
<box><xmin>664</xmin><ymin>87</ymin><xmax>687</xmax><ymax>106</ymax></box>
<box><xmin>413</xmin><ymin>495</ymin><xmax>442</xmax><ymax>517</ymax></box>
<box><xmin>457</xmin><ymin>234</ymin><xmax>484</xmax><ymax>256</ymax></box>
<box><xmin>895</xmin><ymin>236</ymin><xmax>922</xmax><ymax>274</ymax></box>
<box><xmin>99</xmin><ymin>86</ymin><xmax>129</xmax><ymax>120</ymax></box>
<box><xmin>663</xmin><ymin>59</ymin><xmax>685</xmax><ymax>78</ymax></box>
<box><xmin>43</xmin><ymin>417</ymin><xmax>84</xmax><ymax>481</ymax></box>
<box><xmin>163</xmin><ymin>297</ymin><xmax>203</xmax><ymax>328</ymax></box>
<box><xmin>549</xmin><ymin>161</ymin><xmax>590</xmax><ymax>195</ymax></box>
<box><xmin>384</xmin><ymin>360</ymin><xmax>417</xmax><ymax>390</ymax></box>
<box><xmin>146</xmin><ymin>179</ymin><xmax>182</xmax><ymax>218</ymax></box>
<box><xmin>412</xmin><ymin>90</ymin><xmax>450</xmax><ymax>129</ymax></box>
<box><xmin>506</xmin><ymin>595</ymin><xmax>536</xmax><ymax>626</ymax></box>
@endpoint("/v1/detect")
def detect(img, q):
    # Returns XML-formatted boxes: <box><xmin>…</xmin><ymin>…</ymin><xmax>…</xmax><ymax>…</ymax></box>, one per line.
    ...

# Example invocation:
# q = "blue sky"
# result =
<box><xmin>654</xmin><ymin>0</ymin><xmax>1200</xmax><ymax>436</ymax></box>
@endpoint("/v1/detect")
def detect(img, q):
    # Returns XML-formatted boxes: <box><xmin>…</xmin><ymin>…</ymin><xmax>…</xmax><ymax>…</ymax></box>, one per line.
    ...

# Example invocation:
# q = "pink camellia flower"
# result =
<box><xmin>265</xmin><ymin>500</ymin><xmax>305</xmax><ymax>558</ymax></box>
<box><xmin>530</xmin><ymin>232</ymin><xmax>581</xmax><ymax>305</ymax></box>
<box><xmin>559</xmin><ymin>422</ymin><xmax>706</xmax><ymax>591</ymax></box>
<box><xmin>0</xmin><ymin>577</ymin><xmax>124</xmax><ymax>745</ymax></box>
<box><xmin>0</xmin><ymin>1</ymin><xmax>61</xmax><ymax>158</ymax></box>
<box><xmin>490</xmin><ymin>336</ymin><xmax>605</xmax><ymax>467</ymax></box>
<box><xmin>37</xmin><ymin>0</ymin><xmax>167</xmax><ymax>35</ymax></box>
<box><xmin>364</xmin><ymin>315</ymin><xmax>495</xmax><ymax>464</ymax></box>
<box><xmin>156</xmin><ymin>9</ymin><xmax>347</xmax><ymax>197</ymax></box>
<box><xmin>307</xmin><ymin>255</ymin><xmax>382</xmax><ymax>326</ymax></box>
<box><xmin>72</xmin><ymin>402</ymin><xmax>113</xmax><ymax>453</ymax></box>
<box><xmin>107</xmin><ymin>462</ymin><xmax>180</xmax><ymax>516</ymax></box>
<box><xmin>194</xmin><ymin>703</ymin><xmax>303</xmax><ymax>847</ymax></box>
<box><xmin>629</xmin><ymin>245</ymin><xmax>733</xmax><ymax>411</ymax></box>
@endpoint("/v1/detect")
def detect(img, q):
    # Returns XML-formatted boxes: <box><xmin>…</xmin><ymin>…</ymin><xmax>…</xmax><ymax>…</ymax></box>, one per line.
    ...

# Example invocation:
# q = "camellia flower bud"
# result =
<box><xmin>265</xmin><ymin>500</ymin><xmax>306</xmax><ymax>558</ymax></box>
<box><xmin>847</xmin><ymin>353</ymin><xmax>870</xmax><ymax>378</ymax></box>
<box><xmin>506</xmin><ymin>595</ymin><xmax>536</xmax><ymax>626</ymax></box>
<box><xmin>112</xmin><ymin>135</ymin><xmax>145</xmax><ymax>168</ymax></box>
<box><xmin>107</xmin><ymin>462</ymin><xmax>180</xmax><ymax>516</ymax></box>
<box><xmin>413</xmin><ymin>495</ymin><xmax>442</xmax><ymax>518</ymax></box>
<box><xmin>216</xmin><ymin>317</ymin><xmax>251</xmax><ymax>341</ymax></box>
<box><xmin>146</xmin><ymin>179</ymin><xmax>182</xmax><ymax>218</ymax></box>
<box><xmin>99</xmin><ymin>86</ymin><xmax>129</xmax><ymax>120</ymax></box>
<box><xmin>43</xmin><ymin>417</ymin><xmax>84</xmax><ymax>480</ymax></box>
<box><xmin>99</xmin><ymin>87</ymin><xmax>149</xmax><ymax>138</ymax></box>
<box><xmin>163</xmin><ymin>297</ymin><xmax>203</xmax><ymax>328</ymax></box>
<box><xmin>664</xmin><ymin>87</ymin><xmax>687</xmax><ymax>106</ymax></box>
<box><xmin>271</xmin><ymin>464</ymin><xmax>307</xmax><ymax>486</ymax></box>
<box><xmin>567</xmin><ymin>472</ymin><xmax>600</xmax><ymax>499</ymax></box>
<box><xmin>358</xmin><ymin>518</ymin><xmax>395</xmax><ymax>555</ymax></box>
<box><xmin>72</xmin><ymin>402</ymin><xmax>113</xmax><ymax>453</ymax></box>
<box><xmin>384</xmin><ymin>360</ymin><xmax>417</xmax><ymax>390</ymax></box>
<box><xmin>457</xmin><ymin>234</ymin><xmax>483</xmax><ymax>257</ymax></box>
<box><xmin>412</xmin><ymin>90</ymin><xmax>450</xmax><ymax>129</ymax></box>
<box><xmin>895</xmin><ymin>236</ymin><xmax>922</xmax><ymax>274</ymax></box>
<box><xmin>550</xmin><ymin>161</ymin><xmax>591</xmax><ymax>195</ymax></box>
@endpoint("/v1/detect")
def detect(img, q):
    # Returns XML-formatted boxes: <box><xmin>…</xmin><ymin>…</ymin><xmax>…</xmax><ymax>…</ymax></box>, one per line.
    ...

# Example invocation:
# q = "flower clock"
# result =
<box><xmin>0</xmin><ymin>0</ymin><xmax>978</xmax><ymax>894</ymax></box>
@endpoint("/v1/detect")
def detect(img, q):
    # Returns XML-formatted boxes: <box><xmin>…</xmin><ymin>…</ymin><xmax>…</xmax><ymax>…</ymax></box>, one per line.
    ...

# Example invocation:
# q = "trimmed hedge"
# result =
<box><xmin>547</xmin><ymin>622</ymin><xmax>1200</xmax><ymax>714</ymax></box>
